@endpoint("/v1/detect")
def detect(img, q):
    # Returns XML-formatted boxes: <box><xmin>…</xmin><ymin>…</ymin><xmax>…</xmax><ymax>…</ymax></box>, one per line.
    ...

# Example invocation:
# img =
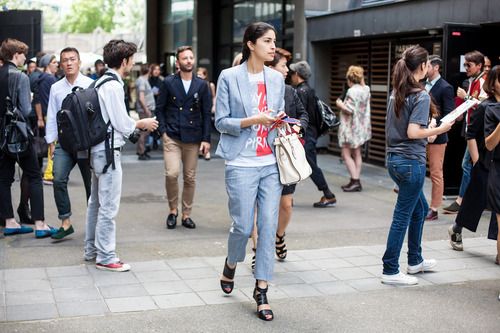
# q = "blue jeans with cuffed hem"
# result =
<box><xmin>225</xmin><ymin>163</ymin><xmax>282</xmax><ymax>282</ymax></box>
<box><xmin>382</xmin><ymin>153</ymin><xmax>428</xmax><ymax>275</ymax></box>
<box><xmin>458</xmin><ymin>147</ymin><xmax>472</xmax><ymax>198</ymax></box>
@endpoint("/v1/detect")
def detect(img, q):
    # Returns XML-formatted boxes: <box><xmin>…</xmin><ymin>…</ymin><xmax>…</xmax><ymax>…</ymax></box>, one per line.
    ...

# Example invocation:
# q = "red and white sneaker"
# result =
<box><xmin>96</xmin><ymin>261</ymin><xmax>131</xmax><ymax>272</ymax></box>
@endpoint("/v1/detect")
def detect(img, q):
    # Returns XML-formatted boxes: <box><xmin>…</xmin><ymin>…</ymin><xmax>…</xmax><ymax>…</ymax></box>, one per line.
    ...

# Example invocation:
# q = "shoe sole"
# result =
<box><xmin>442</xmin><ymin>209</ymin><xmax>459</xmax><ymax>214</ymax></box>
<box><xmin>313</xmin><ymin>203</ymin><xmax>336</xmax><ymax>208</ymax></box>
<box><xmin>166</xmin><ymin>225</ymin><xmax>176</xmax><ymax>229</ymax></box>
<box><xmin>96</xmin><ymin>265</ymin><xmax>130</xmax><ymax>272</ymax></box>
<box><xmin>381</xmin><ymin>278</ymin><xmax>418</xmax><ymax>285</ymax></box>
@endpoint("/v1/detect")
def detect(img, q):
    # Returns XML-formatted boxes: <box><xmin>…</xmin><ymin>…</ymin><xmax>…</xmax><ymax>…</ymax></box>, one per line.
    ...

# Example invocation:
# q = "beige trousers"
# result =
<box><xmin>427</xmin><ymin>143</ymin><xmax>447</xmax><ymax>209</ymax></box>
<box><xmin>162</xmin><ymin>133</ymin><xmax>200</xmax><ymax>216</ymax></box>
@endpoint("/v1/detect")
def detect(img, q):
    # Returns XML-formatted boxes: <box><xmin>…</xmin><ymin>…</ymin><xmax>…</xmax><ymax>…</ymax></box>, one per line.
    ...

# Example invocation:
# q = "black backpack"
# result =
<box><xmin>0</xmin><ymin>71</ymin><xmax>33</xmax><ymax>159</ymax></box>
<box><xmin>57</xmin><ymin>73</ymin><xmax>118</xmax><ymax>172</ymax></box>
<box><xmin>316</xmin><ymin>97</ymin><xmax>340</xmax><ymax>136</ymax></box>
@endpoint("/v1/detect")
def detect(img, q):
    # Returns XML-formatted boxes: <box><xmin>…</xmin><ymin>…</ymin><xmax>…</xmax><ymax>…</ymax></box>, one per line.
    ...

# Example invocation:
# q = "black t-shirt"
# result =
<box><xmin>484</xmin><ymin>101</ymin><xmax>500</xmax><ymax>161</ymax></box>
<box><xmin>466</xmin><ymin>98</ymin><xmax>495</xmax><ymax>167</ymax></box>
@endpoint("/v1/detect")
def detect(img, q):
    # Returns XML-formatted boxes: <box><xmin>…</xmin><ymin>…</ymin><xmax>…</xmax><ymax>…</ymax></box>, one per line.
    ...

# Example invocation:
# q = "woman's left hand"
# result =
<box><xmin>335</xmin><ymin>98</ymin><xmax>343</xmax><ymax>109</ymax></box>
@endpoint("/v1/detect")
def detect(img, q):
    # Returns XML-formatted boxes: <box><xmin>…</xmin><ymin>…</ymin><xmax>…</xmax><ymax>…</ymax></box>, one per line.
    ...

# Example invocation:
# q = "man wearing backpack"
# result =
<box><xmin>290</xmin><ymin>61</ymin><xmax>337</xmax><ymax>208</ymax></box>
<box><xmin>0</xmin><ymin>38</ymin><xmax>56</xmax><ymax>238</ymax></box>
<box><xmin>156</xmin><ymin>45</ymin><xmax>212</xmax><ymax>230</ymax></box>
<box><xmin>44</xmin><ymin>47</ymin><xmax>94</xmax><ymax>240</ymax></box>
<box><xmin>84</xmin><ymin>40</ymin><xmax>158</xmax><ymax>272</ymax></box>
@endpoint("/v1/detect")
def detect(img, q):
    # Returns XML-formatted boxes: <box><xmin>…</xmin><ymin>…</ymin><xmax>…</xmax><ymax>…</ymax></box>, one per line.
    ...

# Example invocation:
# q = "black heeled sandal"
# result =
<box><xmin>251</xmin><ymin>248</ymin><xmax>256</xmax><ymax>273</ymax></box>
<box><xmin>220</xmin><ymin>257</ymin><xmax>236</xmax><ymax>294</ymax></box>
<box><xmin>253</xmin><ymin>282</ymin><xmax>274</xmax><ymax>321</ymax></box>
<box><xmin>275</xmin><ymin>233</ymin><xmax>287</xmax><ymax>261</ymax></box>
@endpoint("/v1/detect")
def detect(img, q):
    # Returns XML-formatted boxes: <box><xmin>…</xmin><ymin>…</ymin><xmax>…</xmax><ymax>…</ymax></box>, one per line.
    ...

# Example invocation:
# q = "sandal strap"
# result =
<box><xmin>223</xmin><ymin>258</ymin><xmax>236</xmax><ymax>280</ymax></box>
<box><xmin>275</xmin><ymin>233</ymin><xmax>285</xmax><ymax>245</ymax></box>
<box><xmin>253</xmin><ymin>284</ymin><xmax>269</xmax><ymax>305</ymax></box>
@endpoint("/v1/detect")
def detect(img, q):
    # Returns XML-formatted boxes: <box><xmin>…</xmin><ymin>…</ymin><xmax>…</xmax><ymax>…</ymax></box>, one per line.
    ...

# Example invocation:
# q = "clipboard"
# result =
<box><xmin>440</xmin><ymin>98</ymin><xmax>480</xmax><ymax>123</ymax></box>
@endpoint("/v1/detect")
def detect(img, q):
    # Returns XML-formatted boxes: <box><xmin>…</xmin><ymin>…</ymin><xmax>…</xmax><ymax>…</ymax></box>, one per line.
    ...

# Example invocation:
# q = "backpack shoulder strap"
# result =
<box><xmin>94</xmin><ymin>72</ymin><xmax>119</xmax><ymax>89</ymax></box>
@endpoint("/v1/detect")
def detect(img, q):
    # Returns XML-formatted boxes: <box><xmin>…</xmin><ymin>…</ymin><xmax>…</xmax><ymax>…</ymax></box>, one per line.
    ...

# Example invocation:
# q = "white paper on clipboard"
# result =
<box><xmin>440</xmin><ymin>99</ymin><xmax>480</xmax><ymax>123</ymax></box>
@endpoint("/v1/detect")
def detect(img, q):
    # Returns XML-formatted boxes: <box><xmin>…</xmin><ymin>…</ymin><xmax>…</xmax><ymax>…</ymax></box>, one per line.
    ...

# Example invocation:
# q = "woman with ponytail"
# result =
<box><xmin>215</xmin><ymin>22</ymin><xmax>285</xmax><ymax>321</ymax></box>
<box><xmin>381</xmin><ymin>46</ymin><xmax>454</xmax><ymax>285</ymax></box>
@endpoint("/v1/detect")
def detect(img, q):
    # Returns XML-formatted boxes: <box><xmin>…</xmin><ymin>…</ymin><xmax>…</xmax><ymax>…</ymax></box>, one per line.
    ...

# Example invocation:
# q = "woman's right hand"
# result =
<box><xmin>254</xmin><ymin>112</ymin><xmax>276</xmax><ymax>127</ymax></box>
<box><xmin>438</xmin><ymin>120</ymin><xmax>454</xmax><ymax>134</ymax></box>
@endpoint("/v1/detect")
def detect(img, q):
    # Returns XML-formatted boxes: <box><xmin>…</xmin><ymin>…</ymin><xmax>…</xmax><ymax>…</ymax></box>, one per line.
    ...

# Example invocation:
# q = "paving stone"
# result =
<box><xmin>202</xmin><ymin>256</ymin><xmax>226</xmax><ymax>267</ymax></box>
<box><xmin>57</xmin><ymin>300</ymin><xmax>109</xmax><ymax>317</ymax></box>
<box><xmin>360</xmin><ymin>265</ymin><xmax>383</xmax><ymax>277</ymax></box>
<box><xmin>271</xmin><ymin>272</ymin><xmax>306</xmax><ymax>285</ymax></box>
<box><xmin>291</xmin><ymin>270</ymin><xmax>336</xmax><ymax>284</ymax></box>
<box><xmin>432</xmin><ymin>258</ymin><xmax>469</xmax><ymax>271</ymax></box>
<box><xmin>0</xmin><ymin>306</ymin><xmax>5</xmax><ymax>321</ymax></box>
<box><xmin>446</xmin><ymin>268</ymin><xmax>500</xmax><ymax>281</ymax></box>
<box><xmin>92</xmin><ymin>272</ymin><xmax>139</xmax><ymax>287</ymax></box>
<box><xmin>279</xmin><ymin>284</ymin><xmax>322</xmax><ymax>298</ymax></box>
<box><xmin>420</xmin><ymin>250</ymin><xmax>459</xmax><ymax>260</ymax></box>
<box><xmin>358</xmin><ymin>245</ymin><xmax>387</xmax><ymax>256</ymax></box>
<box><xmin>278</xmin><ymin>260</ymin><xmax>319</xmax><ymax>272</ymax></box>
<box><xmin>344</xmin><ymin>255</ymin><xmax>382</xmax><ymax>267</ymax></box>
<box><xmin>280</xmin><ymin>251</ymin><xmax>306</xmax><ymax>262</ymax></box>
<box><xmin>479</xmin><ymin>267</ymin><xmax>500</xmax><ymax>279</ymax></box>
<box><xmin>50</xmin><ymin>275</ymin><xmax>94</xmax><ymax>289</ymax></box>
<box><xmin>197</xmin><ymin>289</ymin><xmax>250</xmax><ymax>305</ymax></box>
<box><xmin>458</xmin><ymin>257</ymin><xmax>496</xmax><ymax>269</ymax></box>
<box><xmin>0</xmin><ymin>280</ymin><xmax>4</xmax><ymax>293</ymax></box>
<box><xmin>5</xmin><ymin>279</ymin><xmax>51</xmax><ymax>292</ymax></box>
<box><xmin>166</xmin><ymin>257</ymin><xmax>210</xmax><ymax>270</ymax></box>
<box><xmin>424</xmin><ymin>240</ymin><xmax>456</xmax><ymax>251</ymax></box>
<box><xmin>134</xmin><ymin>270</ymin><xmax>180</xmax><ymax>283</ymax></box>
<box><xmin>143</xmin><ymin>280</ymin><xmax>192</xmax><ymax>295</ymax></box>
<box><xmin>153</xmin><ymin>292</ymin><xmax>205</xmax><ymax>309</ymax></box>
<box><xmin>46</xmin><ymin>265</ymin><xmax>89</xmax><ymax>278</ymax></box>
<box><xmin>312</xmin><ymin>281</ymin><xmax>358</xmax><ymax>295</ymax></box>
<box><xmin>347</xmin><ymin>278</ymin><xmax>395</xmax><ymax>292</ymax></box>
<box><xmin>240</xmin><ymin>286</ymin><xmax>288</xmax><ymax>300</ymax></box>
<box><xmin>128</xmin><ymin>260</ymin><xmax>170</xmax><ymax>272</ymax></box>
<box><xmin>105</xmin><ymin>296</ymin><xmax>157</xmax><ymax>313</ymax></box>
<box><xmin>467</xmin><ymin>246</ymin><xmax>498</xmax><ymax>256</ymax></box>
<box><xmin>419</xmin><ymin>271</ymin><xmax>469</xmax><ymax>284</ymax></box>
<box><xmin>184</xmin><ymin>278</ymin><xmax>220</xmax><ymax>292</ymax></box>
<box><xmin>6</xmin><ymin>303</ymin><xmax>58</xmax><ymax>321</ymax></box>
<box><xmin>436</xmin><ymin>249</ymin><xmax>481</xmax><ymax>259</ymax></box>
<box><xmin>99</xmin><ymin>284</ymin><xmax>148</xmax><ymax>298</ymax></box>
<box><xmin>461</xmin><ymin>237</ymin><xmax>493</xmax><ymax>248</ymax></box>
<box><xmin>294</xmin><ymin>249</ymin><xmax>334</xmax><ymax>260</ymax></box>
<box><xmin>309</xmin><ymin>258</ymin><xmax>354</xmax><ymax>270</ymax></box>
<box><xmin>53</xmin><ymin>287</ymin><xmax>101</xmax><ymax>302</ymax></box>
<box><xmin>0</xmin><ymin>293</ymin><xmax>4</xmax><ymax>306</ymax></box>
<box><xmin>4</xmin><ymin>268</ymin><xmax>47</xmax><ymax>280</ymax></box>
<box><xmin>328</xmin><ymin>247</ymin><xmax>369</xmax><ymax>258</ymax></box>
<box><xmin>6</xmin><ymin>290</ymin><xmax>54</xmax><ymax>306</ymax></box>
<box><xmin>175</xmin><ymin>267</ymin><xmax>219</xmax><ymax>280</ymax></box>
<box><xmin>234</xmin><ymin>265</ymin><xmax>253</xmax><ymax>277</ymax></box>
<box><xmin>329</xmin><ymin>267</ymin><xmax>376</xmax><ymax>280</ymax></box>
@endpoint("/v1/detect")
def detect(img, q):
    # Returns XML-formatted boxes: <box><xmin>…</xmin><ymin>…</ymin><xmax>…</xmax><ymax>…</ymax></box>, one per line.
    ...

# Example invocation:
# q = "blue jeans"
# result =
<box><xmin>52</xmin><ymin>144</ymin><xmax>91</xmax><ymax>220</ymax></box>
<box><xmin>225</xmin><ymin>163</ymin><xmax>282</xmax><ymax>281</ymax></box>
<box><xmin>458</xmin><ymin>147</ymin><xmax>472</xmax><ymax>198</ymax></box>
<box><xmin>84</xmin><ymin>150</ymin><xmax>122</xmax><ymax>264</ymax></box>
<box><xmin>382</xmin><ymin>154</ymin><xmax>428</xmax><ymax>275</ymax></box>
<box><xmin>304</xmin><ymin>132</ymin><xmax>329</xmax><ymax>191</ymax></box>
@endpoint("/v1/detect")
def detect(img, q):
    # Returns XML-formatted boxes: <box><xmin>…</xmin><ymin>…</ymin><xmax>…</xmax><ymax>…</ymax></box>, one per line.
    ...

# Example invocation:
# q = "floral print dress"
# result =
<box><xmin>338</xmin><ymin>84</ymin><xmax>372</xmax><ymax>148</ymax></box>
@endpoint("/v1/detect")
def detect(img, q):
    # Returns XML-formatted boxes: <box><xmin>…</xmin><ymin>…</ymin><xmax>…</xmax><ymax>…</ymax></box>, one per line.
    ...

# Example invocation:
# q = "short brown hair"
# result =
<box><xmin>265</xmin><ymin>47</ymin><xmax>292</xmax><ymax>67</ymax></box>
<box><xmin>0</xmin><ymin>38</ymin><xmax>28</xmax><ymax>61</ymax></box>
<box><xmin>140</xmin><ymin>63</ymin><xmax>149</xmax><ymax>75</ymax></box>
<box><xmin>483</xmin><ymin>65</ymin><xmax>499</xmax><ymax>98</ymax></box>
<box><xmin>464</xmin><ymin>50</ymin><xmax>485</xmax><ymax>68</ymax></box>
<box><xmin>103</xmin><ymin>39</ymin><xmax>137</xmax><ymax>69</ymax></box>
<box><xmin>346</xmin><ymin>65</ymin><xmax>364</xmax><ymax>84</ymax></box>
<box><xmin>176</xmin><ymin>46</ymin><xmax>193</xmax><ymax>59</ymax></box>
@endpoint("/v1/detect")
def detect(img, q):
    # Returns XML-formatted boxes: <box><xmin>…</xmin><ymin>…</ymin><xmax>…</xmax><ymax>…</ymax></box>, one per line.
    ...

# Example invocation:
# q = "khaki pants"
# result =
<box><xmin>163</xmin><ymin>133</ymin><xmax>200</xmax><ymax>216</ymax></box>
<box><xmin>136</xmin><ymin>112</ymin><xmax>151</xmax><ymax>155</ymax></box>
<box><xmin>427</xmin><ymin>143</ymin><xmax>447</xmax><ymax>209</ymax></box>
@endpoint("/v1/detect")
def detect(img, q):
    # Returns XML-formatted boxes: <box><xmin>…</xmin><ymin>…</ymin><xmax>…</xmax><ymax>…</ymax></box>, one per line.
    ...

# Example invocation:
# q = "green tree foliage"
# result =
<box><xmin>61</xmin><ymin>0</ymin><xmax>116</xmax><ymax>33</ymax></box>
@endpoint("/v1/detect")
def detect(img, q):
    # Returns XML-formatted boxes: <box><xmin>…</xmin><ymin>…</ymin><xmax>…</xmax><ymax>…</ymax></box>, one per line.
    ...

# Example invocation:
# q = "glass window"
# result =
<box><xmin>233</xmin><ymin>1</ymin><xmax>255</xmax><ymax>43</ymax></box>
<box><xmin>219</xmin><ymin>6</ymin><xmax>232</xmax><ymax>45</ymax></box>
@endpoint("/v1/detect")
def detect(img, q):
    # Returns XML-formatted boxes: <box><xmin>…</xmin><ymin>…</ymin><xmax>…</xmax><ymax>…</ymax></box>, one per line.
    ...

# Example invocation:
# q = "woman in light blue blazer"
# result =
<box><xmin>216</xmin><ymin>22</ymin><xmax>285</xmax><ymax>321</ymax></box>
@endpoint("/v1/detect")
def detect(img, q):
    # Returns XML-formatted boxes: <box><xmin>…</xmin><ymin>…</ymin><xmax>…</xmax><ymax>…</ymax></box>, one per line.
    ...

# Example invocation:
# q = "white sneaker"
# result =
<box><xmin>407</xmin><ymin>259</ymin><xmax>437</xmax><ymax>275</ymax></box>
<box><xmin>381</xmin><ymin>272</ymin><xmax>418</xmax><ymax>285</ymax></box>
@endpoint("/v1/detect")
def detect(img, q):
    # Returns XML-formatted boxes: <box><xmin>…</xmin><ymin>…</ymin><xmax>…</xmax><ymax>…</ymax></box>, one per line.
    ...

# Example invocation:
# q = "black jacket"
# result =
<box><xmin>284</xmin><ymin>84</ymin><xmax>309</xmax><ymax>131</ymax></box>
<box><xmin>429</xmin><ymin>77</ymin><xmax>454</xmax><ymax>144</ymax></box>
<box><xmin>467</xmin><ymin>98</ymin><xmax>496</xmax><ymax>168</ymax></box>
<box><xmin>295</xmin><ymin>81</ymin><xmax>320</xmax><ymax>138</ymax></box>
<box><xmin>156</xmin><ymin>73</ymin><xmax>212</xmax><ymax>143</ymax></box>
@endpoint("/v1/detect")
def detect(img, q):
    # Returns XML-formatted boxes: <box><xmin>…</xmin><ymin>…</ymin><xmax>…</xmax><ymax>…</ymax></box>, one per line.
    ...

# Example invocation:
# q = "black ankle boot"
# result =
<box><xmin>343</xmin><ymin>179</ymin><xmax>362</xmax><ymax>192</ymax></box>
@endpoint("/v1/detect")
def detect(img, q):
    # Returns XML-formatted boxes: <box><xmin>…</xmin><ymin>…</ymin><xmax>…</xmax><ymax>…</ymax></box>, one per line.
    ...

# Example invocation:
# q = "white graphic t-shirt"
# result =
<box><xmin>227</xmin><ymin>72</ymin><xmax>276</xmax><ymax>167</ymax></box>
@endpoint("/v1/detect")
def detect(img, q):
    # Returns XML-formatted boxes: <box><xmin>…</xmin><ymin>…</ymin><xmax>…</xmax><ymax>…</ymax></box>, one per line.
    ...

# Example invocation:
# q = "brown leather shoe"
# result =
<box><xmin>425</xmin><ymin>209</ymin><xmax>438</xmax><ymax>221</ymax></box>
<box><xmin>313</xmin><ymin>196</ymin><xmax>337</xmax><ymax>208</ymax></box>
<box><xmin>343</xmin><ymin>179</ymin><xmax>362</xmax><ymax>192</ymax></box>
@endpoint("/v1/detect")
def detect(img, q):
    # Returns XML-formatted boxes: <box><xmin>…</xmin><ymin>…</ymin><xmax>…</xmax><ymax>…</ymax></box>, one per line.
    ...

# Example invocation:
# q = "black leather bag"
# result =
<box><xmin>0</xmin><ymin>72</ymin><xmax>33</xmax><ymax>158</ymax></box>
<box><xmin>32</xmin><ymin>126</ymin><xmax>48</xmax><ymax>159</ymax></box>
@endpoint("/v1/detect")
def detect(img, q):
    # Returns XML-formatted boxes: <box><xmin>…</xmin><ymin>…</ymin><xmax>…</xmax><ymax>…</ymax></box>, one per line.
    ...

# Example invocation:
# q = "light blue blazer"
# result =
<box><xmin>215</xmin><ymin>62</ymin><xmax>285</xmax><ymax>161</ymax></box>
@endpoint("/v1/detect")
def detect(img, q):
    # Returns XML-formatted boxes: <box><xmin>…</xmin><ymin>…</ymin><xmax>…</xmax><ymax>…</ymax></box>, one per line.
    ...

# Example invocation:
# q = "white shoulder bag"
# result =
<box><xmin>273</xmin><ymin>124</ymin><xmax>312</xmax><ymax>185</ymax></box>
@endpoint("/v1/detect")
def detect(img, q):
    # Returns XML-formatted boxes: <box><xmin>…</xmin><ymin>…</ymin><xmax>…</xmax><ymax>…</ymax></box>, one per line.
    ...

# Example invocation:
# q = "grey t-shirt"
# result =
<box><xmin>135</xmin><ymin>76</ymin><xmax>156</xmax><ymax>113</ymax></box>
<box><xmin>386</xmin><ymin>90</ymin><xmax>430</xmax><ymax>164</ymax></box>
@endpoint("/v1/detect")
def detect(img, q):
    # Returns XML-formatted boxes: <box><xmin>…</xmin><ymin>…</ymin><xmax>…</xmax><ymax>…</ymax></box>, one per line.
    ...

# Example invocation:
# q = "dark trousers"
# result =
<box><xmin>0</xmin><ymin>145</ymin><xmax>44</xmax><ymax>221</ymax></box>
<box><xmin>53</xmin><ymin>144</ymin><xmax>91</xmax><ymax>220</ymax></box>
<box><xmin>456</xmin><ymin>161</ymin><xmax>495</xmax><ymax>232</ymax></box>
<box><xmin>304</xmin><ymin>132</ymin><xmax>328</xmax><ymax>192</ymax></box>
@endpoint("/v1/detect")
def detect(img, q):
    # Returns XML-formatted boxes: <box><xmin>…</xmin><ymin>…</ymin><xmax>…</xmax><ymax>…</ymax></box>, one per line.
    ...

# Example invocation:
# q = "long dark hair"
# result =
<box><xmin>392</xmin><ymin>45</ymin><xmax>437</xmax><ymax>118</ymax></box>
<box><xmin>483</xmin><ymin>65</ymin><xmax>500</xmax><ymax>98</ymax></box>
<box><xmin>241</xmin><ymin>22</ymin><xmax>276</xmax><ymax>63</ymax></box>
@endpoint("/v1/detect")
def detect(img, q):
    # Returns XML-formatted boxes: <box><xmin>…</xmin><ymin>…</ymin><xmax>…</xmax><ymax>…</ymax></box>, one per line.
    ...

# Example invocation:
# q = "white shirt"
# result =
<box><xmin>92</xmin><ymin>68</ymin><xmax>136</xmax><ymax>153</ymax></box>
<box><xmin>45</xmin><ymin>72</ymin><xmax>94</xmax><ymax>144</ymax></box>
<box><xmin>182</xmin><ymin>79</ymin><xmax>191</xmax><ymax>94</ymax></box>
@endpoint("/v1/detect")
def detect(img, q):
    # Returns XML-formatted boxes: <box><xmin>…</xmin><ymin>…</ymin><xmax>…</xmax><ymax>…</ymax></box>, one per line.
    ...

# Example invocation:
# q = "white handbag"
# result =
<box><xmin>274</xmin><ymin>124</ymin><xmax>312</xmax><ymax>185</ymax></box>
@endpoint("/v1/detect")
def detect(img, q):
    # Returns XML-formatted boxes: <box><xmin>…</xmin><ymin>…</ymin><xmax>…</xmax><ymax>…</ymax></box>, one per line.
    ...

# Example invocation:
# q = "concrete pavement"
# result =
<box><xmin>1</xmin><ymin>144</ymin><xmax>499</xmax><ymax>331</ymax></box>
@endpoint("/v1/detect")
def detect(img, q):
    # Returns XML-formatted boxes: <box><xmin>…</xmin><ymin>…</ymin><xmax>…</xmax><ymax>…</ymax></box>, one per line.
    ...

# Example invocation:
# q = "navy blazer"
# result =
<box><xmin>215</xmin><ymin>62</ymin><xmax>285</xmax><ymax>161</ymax></box>
<box><xmin>156</xmin><ymin>73</ymin><xmax>212</xmax><ymax>143</ymax></box>
<box><xmin>429</xmin><ymin>77</ymin><xmax>454</xmax><ymax>144</ymax></box>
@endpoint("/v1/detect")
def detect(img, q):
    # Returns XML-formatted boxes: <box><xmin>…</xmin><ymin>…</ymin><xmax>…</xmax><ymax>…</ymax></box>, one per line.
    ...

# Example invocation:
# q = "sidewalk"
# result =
<box><xmin>2</xmin><ymin>237</ymin><xmax>498</xmax><ymax>322</ymax></box>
